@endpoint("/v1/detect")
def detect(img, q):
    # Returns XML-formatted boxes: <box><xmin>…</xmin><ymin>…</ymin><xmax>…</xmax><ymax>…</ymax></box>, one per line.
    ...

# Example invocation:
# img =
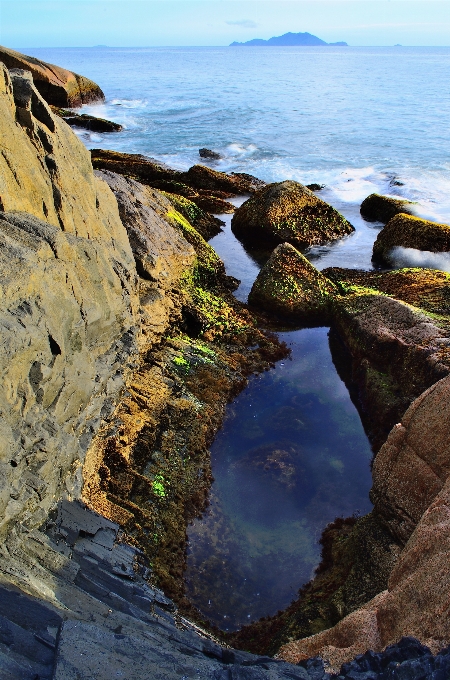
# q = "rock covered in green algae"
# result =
<box><xmin>231</xmin><ymin>180</ymin><xmax>354</xmax><ymax>249</ymax></box>
<box><xmin>248</xmin><ymin>242</ymin><xmax>336</xmax><ymax>322</ymax></box>
<box><xmin>360</xmin><ymin>193</ymin><xmax>415</xmax><ymax>223</ymax></box>
<box><xmin>373</xmin><ymin>213</ymin><xmax>450</xmax><ymax>263</ymax></box>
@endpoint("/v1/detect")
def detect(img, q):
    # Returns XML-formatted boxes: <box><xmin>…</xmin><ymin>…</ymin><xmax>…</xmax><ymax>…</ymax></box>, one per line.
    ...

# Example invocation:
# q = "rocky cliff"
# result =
<box><xmin>0</xmin><ymin>63</ymin><xmax>139</xmax><ymax>541</ymax></box>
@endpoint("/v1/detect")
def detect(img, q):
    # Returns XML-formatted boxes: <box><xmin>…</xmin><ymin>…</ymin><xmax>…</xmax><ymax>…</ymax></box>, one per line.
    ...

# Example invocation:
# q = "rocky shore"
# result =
<box><xmin>1</xmin><ymin>47</ymin><xmax>450</xmax><ymax>678</ymax></box>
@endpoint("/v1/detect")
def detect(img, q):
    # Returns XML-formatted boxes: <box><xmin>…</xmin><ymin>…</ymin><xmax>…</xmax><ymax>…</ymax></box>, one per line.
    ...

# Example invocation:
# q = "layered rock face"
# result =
<box><xmin>0</xmin><ymin>64</ymin><xmax>138</xmax><ymax>538</ymax></box>
<box><xmin>231</xmin><ymin>180</ymin><xmax>354</xmax><ymax>249</ymax></box>
<box><xmin>360</xmin><ymin>193</ymin><xmax>415</xmax><ymax>223</ymax></box>
<box><xmin>0</xmin><ymin>45</ymin><xmax>104</xmax><ymax>107</ymax></box>
<box><xmin>278</xmin><ymin>374</ymin><xmax>450</xmax><ymax>669</ymax></box>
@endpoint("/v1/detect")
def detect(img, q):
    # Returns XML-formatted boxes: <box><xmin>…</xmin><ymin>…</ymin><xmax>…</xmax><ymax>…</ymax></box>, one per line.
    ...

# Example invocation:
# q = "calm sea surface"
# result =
<box><xmin>24</xmin><ymin>46</ymin><xmax>450</xmax><ymax>627</ymax></box>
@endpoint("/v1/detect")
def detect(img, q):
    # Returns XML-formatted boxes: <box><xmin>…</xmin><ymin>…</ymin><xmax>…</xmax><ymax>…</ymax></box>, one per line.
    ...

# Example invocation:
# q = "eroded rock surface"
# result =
<box><xmin>231</xmin><ymin>180</ymin><xmax>354</xmax><ymax>249</ymax></box>
<box><xmin>248</xmin><ymin>242</ymin><xmax>336</xmax><ymax>322</ymax></box>
<box><xmin>0</xmin><ymin>45</ymin><xmax>104</xmax><ymax>107</ymax></box>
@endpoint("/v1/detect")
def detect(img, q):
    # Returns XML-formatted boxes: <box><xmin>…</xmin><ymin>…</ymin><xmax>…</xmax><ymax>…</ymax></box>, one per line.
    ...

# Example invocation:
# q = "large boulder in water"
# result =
<box><xmin>0</xmin><ymin>45</ymin><xmax>104</xmax><ymax>107</ymax></box>
<box><xmin>248</xmin><ymin>242</ymin><xmax>336</xmax><ymax>322</ymax></box>
<box><xmin>231</xmin><ymin>180</ymin><xmax>354</xmax><ymax>248</ymax></box>
<box><xmin>360</xmin><ymin>193</ymin><xmax>415</xmax><ymax>223</ymax></box>
<box><xmin>373</xmin><ymin>213</ymin><xmax>450</xmax><ymax>264</ymax></box>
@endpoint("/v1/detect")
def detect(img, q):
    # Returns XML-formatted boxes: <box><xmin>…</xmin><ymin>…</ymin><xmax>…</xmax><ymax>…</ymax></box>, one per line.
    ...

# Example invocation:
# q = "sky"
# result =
<box><xmin>2</xmin><ymin>1</ymin><xmax>450</xmax><ymax>48</ymax></box>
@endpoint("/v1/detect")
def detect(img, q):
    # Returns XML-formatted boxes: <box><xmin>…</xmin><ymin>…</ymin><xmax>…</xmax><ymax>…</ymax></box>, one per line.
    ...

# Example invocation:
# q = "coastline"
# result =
<box><xmin>1</xmin><ymin>47</ymin><xmax>450</xmax><ymax>679</ymax></box>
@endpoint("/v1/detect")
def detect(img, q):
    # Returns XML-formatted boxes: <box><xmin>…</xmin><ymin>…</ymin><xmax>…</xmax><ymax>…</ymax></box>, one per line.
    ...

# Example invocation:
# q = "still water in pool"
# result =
<box><xmin>185</xmin><ymin>327</ymin><xmax>373</xmax><ymax>631</ymax></box>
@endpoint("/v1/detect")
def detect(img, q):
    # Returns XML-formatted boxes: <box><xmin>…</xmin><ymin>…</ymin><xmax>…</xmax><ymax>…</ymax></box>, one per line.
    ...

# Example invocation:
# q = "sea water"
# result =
<box><xmin>23</xmin><ymin>45</ymin><xmax>450</xmax><ymax>627</ymax></box>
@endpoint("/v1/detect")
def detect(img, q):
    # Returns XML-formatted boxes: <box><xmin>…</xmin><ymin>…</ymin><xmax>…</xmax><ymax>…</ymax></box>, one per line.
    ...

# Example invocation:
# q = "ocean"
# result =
<box><xmin>22</xmin><ymin>45</ymin><xmax>450</xmax><ymax>628</ymax></box>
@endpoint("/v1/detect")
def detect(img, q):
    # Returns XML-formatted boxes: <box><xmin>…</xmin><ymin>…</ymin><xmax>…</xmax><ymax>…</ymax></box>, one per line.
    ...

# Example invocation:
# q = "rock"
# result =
<box><xmin>183</xmin><ymin>163</ymin><xmax>260</xmax><ymax>194</ymax></box>
<box><xmin>371</xmin><ymin>374</ymin><xmax>450</xmax><ymax>544</ymax></box>
<box><xmin>160</xmin><ymin>191</ymin><xmax>224</xmax><ymax>240</ymax></box>
<box><xmin>360</xmin><ymin>194</ymin><xmax>415</xmax><ymax>223</ymax></box>
<box><xmin>248</xmin><ymin>243</ymin><xmax>336</xmax><ymax>322</ymax></box>
<box><xmin>0</xmin><ymin>63</ymin><xmax>138</xmax><ymax>538</ymax></box>
<box><xmin>91</xmin><ymin>148</ymin><xmax>178</xmax><ymax>184</ymax></box>
<box><xmin>90</xmin><ymin>150</ymin><xmax>249</xmax><ymax>214</ymax></box>
<box><xmin>306</xmin><ymin>183</ymin><xmax>325</xmax><ymax>191</ymax></box>
<box><xmin>51</xmin><ymin>106</ymin><xmax>123</xmax><ymax>132</ymax></box>
<box><xmin>199</xmin><ymin>147</ymin><xmax>221</xmax><ymax>159</ymax></box>
<box><xmin>231</xmin><ymin>180</ymin><xmax>354</xmax><ymax>249</ymax></box>
<box><xmin>0</xmin><ymin>45</ymin><xmax>104</xmax><ymax>107</ymax></box>
<box><xmin>373</xmin><ymin>213</ymin><xmax>450</xmax><ymax>263</ymax></box>
<box><xmin>327</xmin><ymin>267</ymin><xmax>450</xmax><ymax>450</ymax></box>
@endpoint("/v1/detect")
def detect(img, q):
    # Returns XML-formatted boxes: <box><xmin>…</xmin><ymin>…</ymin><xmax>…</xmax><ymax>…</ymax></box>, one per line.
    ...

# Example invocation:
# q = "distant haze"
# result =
<box><xmin>2</xmin><ymin>1</ymin><xmax>450</xmax><ymax>47</ymax></box>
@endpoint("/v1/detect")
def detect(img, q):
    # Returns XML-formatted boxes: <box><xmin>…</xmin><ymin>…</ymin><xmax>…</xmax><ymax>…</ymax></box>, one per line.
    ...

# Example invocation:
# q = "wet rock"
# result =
<box><xmin>90</xmin><ymin>150</ymin><xmax>256</xmax><ymax>215</ymax></box>
<box><xmin>373</xmin><ymin>213</ymin><xmax>450</xmax><ymax>263</ymax></box>
<box><xmin>360</xmin><ymin>193</ymin><xmax>415</xmax><ymax>224</ymax></box>
<box><xmin>0</xmin><ymin>45</ymin><xmax>104</xmax><ymax>107</ymax></box>
<box><xmin>306</xmin><ymin>184</ymin><xmax>325</xmax><ymax>192</ymax></box>
<box><xmin>231</xmin><ymin>180</ymin><xmax>354</xmax><ymax>249</ymax></box>
<box><xmin>325</xmin><ymin>267</ymin><xmax>450</xmax><ymax>450</ymax></box>
<box><xmin>51</xmin><ymin>106</ymin><xmax>123</xmax><ymax>132</ymax></box>
<box><xmin>248</xmin><ymin>243</ymin><xmax>336</xmax><ymax>322</ymax></box>
<box><xmin>199</xmin><ymin>147</ymin><xmax>222</xmax><ymax>159</ymax></box>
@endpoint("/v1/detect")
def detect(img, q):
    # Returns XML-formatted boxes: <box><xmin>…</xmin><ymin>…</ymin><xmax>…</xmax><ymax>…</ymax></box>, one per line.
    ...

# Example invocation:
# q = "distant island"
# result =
<box><xmin>230</xmin><ymin>31</ymin><xmax>348</xmax><ymax>47</ymax></box>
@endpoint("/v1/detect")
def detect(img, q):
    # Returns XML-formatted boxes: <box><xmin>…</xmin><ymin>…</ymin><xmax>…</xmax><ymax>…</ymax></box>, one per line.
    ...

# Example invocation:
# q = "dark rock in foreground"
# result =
<box><xmin>373</xmin><ymin>213</ymin><xmax>450</xmax><ymax>263</ymax></box>
<box><xmin>360</xmin><ymin>193</ymin><xmax>415</xmax><ymax>223</ymax></box>
<box><xmin>232</xmin><ymin>180</ymin><xmax>354</xmax><ymax>249</ymax></box>
<box><xmin>199</xmin><ymin>147</ymin><xmax>222</xmax><ymax>159</ymax></box>
<box><xmin>51</xmin><ymin>106</ymin><xmax>123</xmax><ymax>132</ymax></box>
<box><xmin>0</xmin><ymin>44</ymin><xmax>104</xmax><ymax>107</ymax></box>
<box><xmin>249</xmin><ymin>242</ymin><xmax>336</xmax><ymax>322</ymax></box>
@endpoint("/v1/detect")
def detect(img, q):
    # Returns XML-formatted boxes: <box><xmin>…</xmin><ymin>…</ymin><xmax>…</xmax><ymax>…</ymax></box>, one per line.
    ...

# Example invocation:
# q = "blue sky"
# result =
<box><xmin>2</xmin><ymin>1</ymin><xmax>450</xmax><ymax>47</ymax></box>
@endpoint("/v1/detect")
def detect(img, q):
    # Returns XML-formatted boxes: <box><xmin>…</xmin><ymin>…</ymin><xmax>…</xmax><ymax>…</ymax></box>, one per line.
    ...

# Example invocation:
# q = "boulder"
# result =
<box><xmin>199</xmin><ymin>148</ymin><xmax>221</xmax><ymax>160</ymax></box>
<box><xmin>231</xmin><ymin>180</ymin><xmax>354</xmax><ymax>249</ymax></box>
<box><xmin>183</xmin><ymin>163</ymin><xmax>261</xmax><ymax>195</ymax></box>
<box><xmin>160</xmin><ymin>191</ymin><xmax>224</xmax><ymax>240</ymax></box>
<box><xmin>373</xmin><ymin>213</ymin><xmax>450</xmax><ymax>263</ymax></box>
<box><xmin>360</xmin><ymin>193</ymin><xmax>415</xmax><ymax>223</ymax></box>
<box><xmin>0</xmin><ymin>45</ymin><xmax>104</xmax><ymax>107</ymax></box>
<box><xmin>248</xmin><ymin>243</ymin><xmax>336</xmax><ymax>322</ymax></box>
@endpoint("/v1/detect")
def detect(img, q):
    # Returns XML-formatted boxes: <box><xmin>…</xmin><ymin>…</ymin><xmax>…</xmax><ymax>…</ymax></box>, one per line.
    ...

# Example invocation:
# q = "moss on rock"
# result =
<box><xmin>231</xmin><ymin>180</ymin><xmax>354</xmax><ymax>249</ymax></box>
<box><xmin>248</xmin><ymin>242</ymin><xmax>336</xmax><ymax>323</ymax></box>
<box><xmin>373</xmin><ymin>213</ymin><xmax>450</xmax><ymax>264</ymax></box>
<box><xmin>360</xmin><ymin>193</ymin><xmax>415</xmax><ymax>224</ymax></box>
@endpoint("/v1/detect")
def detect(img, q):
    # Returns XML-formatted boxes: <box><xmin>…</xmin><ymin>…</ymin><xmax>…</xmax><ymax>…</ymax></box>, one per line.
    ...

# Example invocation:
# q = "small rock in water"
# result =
<box><xmin>199</xmin><ymin>148</ymin><xmax>222</xmax><ymax>160</ymax></box>
<box><xmin>306</xmin><ymin>183</ymin><xmax>325</xmax><ymax>191</ymax></box>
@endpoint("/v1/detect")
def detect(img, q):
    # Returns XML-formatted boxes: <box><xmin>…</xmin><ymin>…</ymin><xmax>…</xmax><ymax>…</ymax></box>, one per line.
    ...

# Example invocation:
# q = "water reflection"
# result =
<box><xmin>185</xmin><ymin>327</ymin><xmax>373</xmax><ymax>631</ymax></box>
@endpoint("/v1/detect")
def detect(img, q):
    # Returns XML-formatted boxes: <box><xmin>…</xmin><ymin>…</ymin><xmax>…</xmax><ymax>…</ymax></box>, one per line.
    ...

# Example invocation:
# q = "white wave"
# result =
<box><xmin>226</xmin><ymin>143</ymin><xmax>258</xmax><ymax>157</ymax></box>
<box><xmin>388</xmin><ymin>246</ymin><xmax>450</xmax><ymax>272</ymax></box>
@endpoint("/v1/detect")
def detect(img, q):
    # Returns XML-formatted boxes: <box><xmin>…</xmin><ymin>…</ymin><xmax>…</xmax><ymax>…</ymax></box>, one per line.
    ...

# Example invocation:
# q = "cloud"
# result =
<box><xmin>226</xmin><ymin>20</ymin><xmax>257</xmax><ymax>29</ymax></box>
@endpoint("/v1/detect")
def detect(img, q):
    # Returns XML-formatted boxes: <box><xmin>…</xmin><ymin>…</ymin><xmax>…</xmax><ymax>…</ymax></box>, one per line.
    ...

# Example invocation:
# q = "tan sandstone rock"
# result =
<box><xmin>0</xmin><ymin>65</ymin><xmax>138</xmax><ymax>538</ymax></box>
<box><xmin>0</xmin><ymin>44</ymin><xmax>104</xmax><ymax>107</ymax></box>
